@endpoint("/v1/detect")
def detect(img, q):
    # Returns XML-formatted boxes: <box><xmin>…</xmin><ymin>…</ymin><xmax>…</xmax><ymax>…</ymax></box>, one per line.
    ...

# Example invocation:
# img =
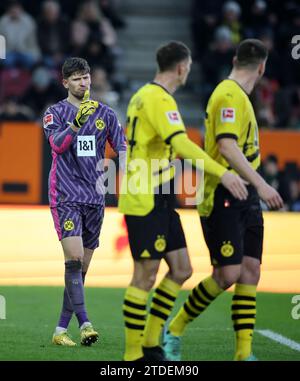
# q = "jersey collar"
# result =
<box><xmin>225</xmin><ymin>78</ymin><xmax>250</xmax><ymax>96</ymax></box>
<box><xmin>150</xmin><ymin>81</ymin><xmax>171</xmax><ymax>95</ymax></box>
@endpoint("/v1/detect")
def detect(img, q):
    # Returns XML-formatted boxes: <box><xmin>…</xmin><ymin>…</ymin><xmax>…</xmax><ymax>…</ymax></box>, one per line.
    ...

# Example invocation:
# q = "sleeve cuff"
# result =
<box><xmin>216</xmin><ymin>133</ymin><xmax>238</xmax><ymax>142</ymax></box>
<box><xmin>164</xmin><ymin>130</ymin><xmax>186</xmax><ymax>144</ymax></box>
<box><xmin>215</xmin><ymin>166</ymin><xmax>227</xmax><ymax>178</ymax></box>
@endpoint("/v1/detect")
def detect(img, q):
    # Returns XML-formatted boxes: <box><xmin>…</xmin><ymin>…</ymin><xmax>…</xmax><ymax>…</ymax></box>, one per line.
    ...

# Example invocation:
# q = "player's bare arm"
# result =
<box><xmin>171</xmin><ymin>133</ymin><xmax>248</xmax><ymax>200</ymax></box>
<box><xmin>218</xmin><ymin>137</ymin><xmax>283</xmax><ymax>209</ymax></box>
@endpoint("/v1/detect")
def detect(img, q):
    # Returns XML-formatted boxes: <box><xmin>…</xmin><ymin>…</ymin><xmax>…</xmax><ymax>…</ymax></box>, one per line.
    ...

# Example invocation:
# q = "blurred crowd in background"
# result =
<box><xmin>0</xmin><ymin>0</ymin><xmax>299</xmax><ymax>210</ymax></box>
<box><xmin>0</xmin><ymin>0</ymin><xmax>125</xmax><ymax>121</ymax></box>
<box><xmin>190</xmin><ymin>0</ymin><xmax>300</xmax><ymax>211</ymax></box>
<box><xmin>191</xmin><ymin>0</ymin><xmax>300</xmax><ymax>129</ymax></box>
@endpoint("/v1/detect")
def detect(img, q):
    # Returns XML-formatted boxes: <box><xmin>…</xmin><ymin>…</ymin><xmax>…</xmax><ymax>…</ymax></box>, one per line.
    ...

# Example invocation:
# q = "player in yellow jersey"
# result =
<box><xmin>118</xmin><ymin>41</ymin><xmax>249</xmax><ymax>361</ymax></box>
<box><xmin>163</xmin><ymin>39</ymin><xmax>283</xmax><ymax>361</ymax></box>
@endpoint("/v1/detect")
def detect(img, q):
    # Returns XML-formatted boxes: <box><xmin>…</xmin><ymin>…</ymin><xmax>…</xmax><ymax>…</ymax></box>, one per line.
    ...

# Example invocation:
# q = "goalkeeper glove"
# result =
<box><xmin>73</xmin><ymin>89</ymin><xmax>99</xmax><ymax>128</ymax></box>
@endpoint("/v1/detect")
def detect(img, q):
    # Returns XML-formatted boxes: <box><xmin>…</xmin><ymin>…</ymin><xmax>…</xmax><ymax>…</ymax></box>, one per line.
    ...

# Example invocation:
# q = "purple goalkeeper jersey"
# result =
<box><xmin>43</xmin><ymin>99</ymin><xmax>126</xmax><ymax>207</ymax></box>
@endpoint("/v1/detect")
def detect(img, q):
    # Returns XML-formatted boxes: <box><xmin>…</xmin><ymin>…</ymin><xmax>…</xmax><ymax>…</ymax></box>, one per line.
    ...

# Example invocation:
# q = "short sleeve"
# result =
<box><xmin>149</xmin><ymin>95</ymin><xmax>186</xmax><ymax>143</ymax></box>
<box><xmin>215</xmin><ymin>94</ymin><xmax>242</xmax><ymax>142</ymax></box>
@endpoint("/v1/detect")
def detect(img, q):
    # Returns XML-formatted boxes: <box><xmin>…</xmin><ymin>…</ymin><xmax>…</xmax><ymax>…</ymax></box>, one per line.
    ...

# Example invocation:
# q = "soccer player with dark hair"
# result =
<box><xmin>118</xmin><ymin>41</ymin><xmax>249</xmax><ymax>361</ymax></box>
<box><xmin>43</xmin><ymin>57</ymin><xmax>126</xmax><ymax>346</ymax></box>
<box><xmin>163</xmin><ymin>39</ymin><xmax>283</xmax><ymax>361</ymax></box>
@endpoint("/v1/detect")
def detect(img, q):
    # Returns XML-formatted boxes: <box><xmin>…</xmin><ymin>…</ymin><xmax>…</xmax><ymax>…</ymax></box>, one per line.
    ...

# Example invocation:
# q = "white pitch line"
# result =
<box><xmin>256</xmin><ymin>329</ymin><xmax>300</xmax><ymax>352</ymax></box>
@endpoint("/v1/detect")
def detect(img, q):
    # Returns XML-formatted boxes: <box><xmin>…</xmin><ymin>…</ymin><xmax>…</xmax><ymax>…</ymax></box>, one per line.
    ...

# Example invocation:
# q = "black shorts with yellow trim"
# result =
<box><xmin>125</xmin><ymin>206</ymin><xmax>187</xmax><ymax>260</ymax></box>
<box><xmin>200</xmin><ymin>184</ymin><xmax>264</xmax><ymax>267</ymax></box>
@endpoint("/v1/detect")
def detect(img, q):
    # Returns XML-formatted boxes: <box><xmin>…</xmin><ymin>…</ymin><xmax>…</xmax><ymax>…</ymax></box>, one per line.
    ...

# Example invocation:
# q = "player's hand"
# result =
<box><xmin>257</xmin><ymin>181</ymin><xmax>283</xmax><ymax>210</ymax></box>
<box><xmin>221</xmin><ymin>171</ymin><xmax>248</xmax><ymax>200</ymax></box>
<box><xmin>73</xmin><ymin>89</ymin><xmax>98</xmax><ymax>128</ymax></box>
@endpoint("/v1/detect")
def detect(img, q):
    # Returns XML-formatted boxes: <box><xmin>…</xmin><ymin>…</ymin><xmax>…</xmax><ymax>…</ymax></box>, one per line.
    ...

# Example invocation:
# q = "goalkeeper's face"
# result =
<box><xmin>64</xmin><ymin>72</ymin><xmax>91</xmax><ymax>100</ymax></box>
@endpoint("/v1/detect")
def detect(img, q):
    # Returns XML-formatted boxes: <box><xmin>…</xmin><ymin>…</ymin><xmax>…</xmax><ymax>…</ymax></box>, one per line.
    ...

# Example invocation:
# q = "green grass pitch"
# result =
<box><xmin>0</xmin><ymin>287</ymin><xmax>299</xmax><ymax>361</ymax></box>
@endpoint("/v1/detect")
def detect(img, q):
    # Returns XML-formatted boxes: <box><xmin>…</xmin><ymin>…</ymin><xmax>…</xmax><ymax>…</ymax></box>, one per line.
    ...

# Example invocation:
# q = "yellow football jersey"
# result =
<box><xmin>118</xmin><ymin>82</ymin><xmax>186</xmax><ymax>216</ymax></box>
<box><xmin>198</xmin><ymin>79</ymin><xmax>260</xmax><ymax>217</ymax></box>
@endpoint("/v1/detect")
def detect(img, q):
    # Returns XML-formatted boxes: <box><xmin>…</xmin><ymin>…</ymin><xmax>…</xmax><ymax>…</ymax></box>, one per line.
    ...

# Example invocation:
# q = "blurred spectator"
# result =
<box><xmin>274</xmin><ymin>86</ymin><xmax>300</xmax><ymax>129</ymax></box>
<box><xmin>191</xmin><ymin>0</ymin><xmax>223</xmax><ymax>58</ymax></box>
<box><xmin>288</xmin><ymin>179</ymin><xmax>300</xmax><ymax>211</ymax></box>
<box><xmin>0</xmin><ymin>96</ymin><xmax>33</xmax><ymax>121</ymax></box>
<box><xmin>252</xmin><ymin>77</ymin><xmax>277</xmax><ymax>127</ymax></box>
<box><xmin>76</xmin><ymin>0</ymin><xmax>118</xmax><ymax>50</ymax></box>
<box><xmin>37</xmin><ymin>0</ymin><xmax>71</xmax><ymax>68</ymax></box>
<box><xmin>279</xmin><ymin>162</ymin><xmax>300</xmax><ymax>207</ymax></box>
<box><xmin>70</xmin><ymin>0</ymin><xmax>121</xmax><ymax>76</ymax></box>
<box><xmin>0</xmin><ymin>1</ymin><xmax>40</xmax><ymax>68</ymax></box>
<box><xmin>258</xmin><ymin>30</ymin><xmax>281</xmax><ymax>83</ymax></box>
<box><xmin>243</xmin><ymin>1</ymin><xmax>271</xmax><ymax>39</ymax></box>
<box><xmin>221</xmin><ymin>1</ymin><xmax>243</xmax><ymax>45</ymax></box>
<box><xmin>289</xmin><ymin>88</ymin><xmax>300</xmax><ymax>129</ymax></box>
<box><xmin>90</xmin><ymin>66</ymin><xmax>119</xmax><ymax>107</ymax></box>
<box><xmin>99</xmin><ymin>0</ymin><xmax>126</xmax><ymax>29</ymax></box>
<box><xmin>201</xmin><ymin>26</ymin><xmax>235</xmax><ymax>102</ymax></box>
<box><xmin>70</xmin><ymin>20</ymin><xmax>90</xmax><ymax>57</ymax></box>
<box><xmin>21</xmin><ymin>66</ymin><xmax>65</xmax><ymax>116</ymax></box>
<box><xmin>81</xmin><ymin>35</ymin><xmax>115</xmax><ymax>75</ymax></box>
<box><xmin>260</xmin><ymin>156</ymin><xmax>300</xmax><ymax>211</ymax></box>
<box><xmin>261</xmin><ymin>154</ymin><xmax>280</xmax><ymax>190</ymax></box>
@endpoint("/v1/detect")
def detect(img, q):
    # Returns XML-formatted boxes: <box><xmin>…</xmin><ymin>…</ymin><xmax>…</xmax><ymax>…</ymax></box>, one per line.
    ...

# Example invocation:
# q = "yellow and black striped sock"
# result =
<box><xmin>232</xmin><ymin>283</ymin><xmax>257</xmax><ymax>361</ymax></box>
<box><xmin>169</xmin><ymin>276</ymin><xmax>223</xmax><ymax>336</ymax></box>
<box><xmin>143</xmin><ymin>277</ymin><xmax>180</xmax><ymax>348</ymax></box>
<box><xmin>123</xmin><ymin>286</ymin><xmax>149</xmax><ymax>361</ymax></box>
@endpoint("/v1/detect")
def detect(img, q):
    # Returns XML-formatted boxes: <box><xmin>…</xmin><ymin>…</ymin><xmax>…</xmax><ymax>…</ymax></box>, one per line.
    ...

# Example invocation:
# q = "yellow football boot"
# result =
<box><xmin>80</xmin><ymin>323</ymin><xmax>99</xmax><ymax>346</ymax></box>
<box><xmin>52</xmin><ymin>332</ymin><xmax>76</xmax><ymax>346</ymax></box>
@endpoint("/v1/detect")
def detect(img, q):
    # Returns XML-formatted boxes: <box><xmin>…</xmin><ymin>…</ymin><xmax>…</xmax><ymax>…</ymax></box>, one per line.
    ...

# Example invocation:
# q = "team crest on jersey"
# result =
<box><xmin>43</xmin><ymin>114</ymin><xmax>53</xmax><ymax>128</ymax></box>
<box><xmin>154</xmin><ymin>235</ymin><xmax>166</xmax><ymax>252</ymax></box>
<box><xmin>166</xmin><ymin>111</ymin><xmax>181</xmax><ymax>125</ymax></box>
<box><xmin>221</xmin><ymin>108</ymin><xmax>235</xmax><ymax>123</ymax></box>
<box><xmin>220</xmin><ymin>241</ymin><xmax>234</xmax><ymax>257</ymax></box>
<box><xmin>95</xmin><ymin>118</ymin><xmax>106</xmax><ymax>130</ymax></box>
<box><xmin>64</xmin><ymin>219</ymin><xmax>75</xmax><ymax>231</ymax></box>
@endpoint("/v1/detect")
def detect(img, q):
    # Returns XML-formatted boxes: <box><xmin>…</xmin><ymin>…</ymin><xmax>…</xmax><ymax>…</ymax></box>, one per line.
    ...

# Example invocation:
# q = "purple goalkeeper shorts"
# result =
<box><xmin>50</xmin><ymin>202</ymin><xmax>104</xmax><ymax>249</ymax></box>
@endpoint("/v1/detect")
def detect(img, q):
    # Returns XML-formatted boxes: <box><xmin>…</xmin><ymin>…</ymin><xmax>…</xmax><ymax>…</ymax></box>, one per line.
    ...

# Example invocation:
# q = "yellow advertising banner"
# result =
<box><xmin>0</xmin><ymin>206</ymin><xmax>299</xmax><ymax>292</ymax></box>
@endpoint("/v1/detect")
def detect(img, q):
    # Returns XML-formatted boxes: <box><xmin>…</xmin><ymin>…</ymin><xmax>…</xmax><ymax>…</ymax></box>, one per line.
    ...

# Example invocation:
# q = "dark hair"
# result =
<box><xmin>62</xmin><ymin>57</ymin><xmax>90</xmax><ymax>79</ymax></box>
<box><xmin>265</xmin><ymin>154</ymin><xmax>278</xmax><ymax>164</ymax></box>
<box><xmin>235</xmin><ymin>39</ymin><xmax>268</xmax><ymax>69</ymax></box>
<box><xmin>156</xmin><ymin>41</ymin><xmax>191</xmax><ymax>72</ymax></box>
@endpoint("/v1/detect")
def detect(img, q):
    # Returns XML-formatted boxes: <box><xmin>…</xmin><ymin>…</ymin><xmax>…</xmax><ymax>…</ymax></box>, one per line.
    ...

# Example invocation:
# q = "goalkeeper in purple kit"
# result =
<box><xmin>43</xmin><ymin>57</ymin><xmax>126</xmax><ymax>346</ymax></box>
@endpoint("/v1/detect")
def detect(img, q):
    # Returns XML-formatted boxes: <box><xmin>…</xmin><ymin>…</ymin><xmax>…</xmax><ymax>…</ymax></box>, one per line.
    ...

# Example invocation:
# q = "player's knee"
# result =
<box><xmin>171</xmin><ymin>266</ymin><xmax>193</xmax><ymax>284</ymax></box>
<box><xmin>146</xmin><ymin>273</ymin><xmax>157</xmax><ymax>289</ymax></box>
<box><xmin>214</xmin><ymin>272</ymin><xmax>240</xmax><ymax>290</ymax></box>
<box><xmin>184</xmin><ymin>266</ymin><xmax>193</xmax><ymax>281</ymax></box>
<box><xmin>131</xmin><ymin>272</ymin><xmax>156</xmax><ymax>291</ymax></box>
<box><xmin>137</xmin><ymin>277</ymin><xmax>156</xmax><ymax>291</ymax></box>
<box><xmin>242</xmin><ymin>261</ymin><xmax>261</xmax><ymax>284</ymax></box>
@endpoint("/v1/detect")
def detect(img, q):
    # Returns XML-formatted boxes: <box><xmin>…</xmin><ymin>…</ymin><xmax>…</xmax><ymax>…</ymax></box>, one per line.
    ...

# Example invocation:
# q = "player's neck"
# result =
<box><xmin>228</xmin><ymin>70</ymin><xmax>257</xmax><ymax>95</ymax></box>
<box><xmin>153</xmin><ymin>73</ymin><xmax>179</xmax><ymax>95</ymax></box>
<box><xmin>67</xmin><ymin>93</ymin><xmax>82</xmax><ymax>108</ymax></box>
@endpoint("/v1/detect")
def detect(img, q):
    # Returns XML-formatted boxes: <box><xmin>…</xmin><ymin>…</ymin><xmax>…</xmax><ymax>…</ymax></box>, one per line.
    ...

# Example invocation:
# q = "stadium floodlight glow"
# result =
<box><xmin>0</xmin><ymin>295</ymin><xmax>6</xmax><ymax>319</ymax></box>
<box><xmin>0</xmin><ymin>35</ymin><xmax>5</xmax><ymax>59</ymax></box>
